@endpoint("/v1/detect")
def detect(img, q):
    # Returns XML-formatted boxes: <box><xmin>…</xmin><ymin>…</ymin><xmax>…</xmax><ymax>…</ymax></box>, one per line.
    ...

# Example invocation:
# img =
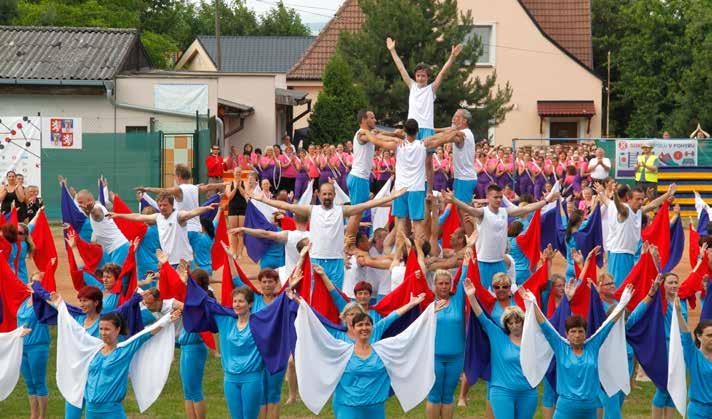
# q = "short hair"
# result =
<box><xmin>319</xmin><ymin>182</ymin><xmax>335</xmax><ymax>194</ymax></box>
<box><xmin>414</xmin><ymin>62</ymin><xmax>432</xmax><ymax>77</ymax></box>
<box><xmin>353</xmin><ymin>281</ymin><xmax>373</xmax><ymax>295</ymax></box>
<box><xmin>357</xmin><ymin>109</ymin><xmax>372</xmax><ymax>122</ymax></box>
<box><xmin>617</xmin><ymin>184</ymin><xmax>631</xmax><ymax>199</ymax></box>
<box><xmin>404</xmin><ymin>119</ymin><xmax>419</xmax><ymax>136</ymax></box>
<box><xmin>142</xmin><ymin>206</ymin><xmax>157</xmax><ymax>215</ymax></box>
<box><xmin>356</xmin><ymin>232</ymin><xmax>370</xmax><ymax>246</ymax></box>
<box><xmin>77</xmin><ymin>286</ymin><xmax>104</xmax><ymax>313</ymax></box>
<box><xmin>694</xmin><ymin>320</ymin><xmax>712</xmax><ymax>348</ymax></box>
<box><xmin>492</xmin><ymin>272</ymin><xmax>511</xmax><ymax>287</ymax></box>
<box><xmin>100</xmin><ymin>312</ymin><xmax>128</xmax><ymax>335</ymax></box>
<box><xmin>457</xmin><ymin>108</ymin><xmax>472</xmax><ymax>124</ymax></box>
<box><xmin>174</xmin><ymin>164</ymin><xmax>192</xmax><ymax>180</ymax></box>
<box><xmin>296</xmin><ymin>237</ymin><xmax>310</xmax><ymax>253</ymax></box>
<box><xmin>631</xmin><ymin>186</ymin><xmax>646</xmax><ymax>196</ymax></box>
<box><xmin>507</xmin><ymin>220</ymin><xmax>524</xmax><ymax>237</ymax></box>
<box><xmin>258</xmin><ymin>268</ymin><xmax>279</xmax><ymax>282</ymax></box>
<box><xmin>434</xmin><ymin>269</ymin><xmax>453</xmax><ymax>283</ymax></box>
<box><xmin>351</xmin><ymin>312</ymin><xmax>373</xmax><ymax>327</ymax></box>
<box><xmin>144</xmin><ymin>287</ymin><xmax>161</xmax><ymax>299</ymax></box>
<box><xmin>156</xmin><ymin>192</ymin><xmax>174</xmax><ymax>205</ymax></box>
<box><xmin>232</xmin><ymin>287</ymin><xmax>254</xmax><ymax>304</ymax></box>
<box><xmin>294</xmin><ymin>212</ymin><xmax>309</xmax><ymax>224</ymax></box>
<box><xmin>487</xmin><ymin>184</ymin><xmax>502</xmax><ymax>193</ymax></box>
<box><xmin>501</xmin><ymin>306</ymin><xmax>525</xmax><ymax>335</ymax></box>
<box><xmin>565</xmin><ymin>315</ymin><xmax>587</xmax><ymax>333</ymax></box>
<box><xmin>101</xmin><ymin>263</ymin><xmax>122</xmax><ymax>279</ymax></box>
<box><xmin>340</xmin><ymin>301</ymin><xmax>366</xmax><ymax>320</ymax></box>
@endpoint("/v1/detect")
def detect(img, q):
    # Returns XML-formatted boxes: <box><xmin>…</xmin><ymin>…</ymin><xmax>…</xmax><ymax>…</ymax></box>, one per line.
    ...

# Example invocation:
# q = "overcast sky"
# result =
<box><xmin>244</xmin><ymin>0</ymin><xmax>344</xmax><ymax>23</ymax></box>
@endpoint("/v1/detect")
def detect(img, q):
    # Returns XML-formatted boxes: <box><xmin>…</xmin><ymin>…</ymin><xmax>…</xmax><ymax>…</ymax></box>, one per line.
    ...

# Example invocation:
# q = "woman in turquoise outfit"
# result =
<box><xmin>331</xmin><ymin>311</ymin><xmax>394</xmax><ymax>419</ymax></box>
<box><xmin>17</xmin><ymin>272</ymin><xmax>51</xmax><ymax>419</ymax></box>
<box><xmin>82</xmin><ymin>311</ymin><xmax>177</xmax><ymax>419</ymax></box>
<box><xmin>507</xmin><ymin>221</ymin><xmax>531</xmax><ymax>284</ymax></box>
<box><xmin>527</xmin><ymin>283</ymin><xmax>629</xmax><ymax>419</ymax></box>
<box><xmin>674</xmin><ymin>298</ymin><xmax>712</xmax><ymax>419</ymax></box>
<box><xmin>463</xmin><ymin>277</ymin><xmax>538</xmax><ymax>419</ymax></box>
<box><xmin>11</xmin><ymin>219</ymin><xmax>38</xmax><ymax>283</ymax></box>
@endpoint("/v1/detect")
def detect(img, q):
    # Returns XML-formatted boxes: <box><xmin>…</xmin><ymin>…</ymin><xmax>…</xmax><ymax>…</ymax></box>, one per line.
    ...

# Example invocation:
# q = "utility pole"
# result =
<box><xmin>215</xmin><ymin>0</ymin><xmax>221</xmax><ymax>71</ymax></box>
<box><xmin>606</xmin><ymin>51</ymin><xmax>611</xmax><ymax>138</ymax></box>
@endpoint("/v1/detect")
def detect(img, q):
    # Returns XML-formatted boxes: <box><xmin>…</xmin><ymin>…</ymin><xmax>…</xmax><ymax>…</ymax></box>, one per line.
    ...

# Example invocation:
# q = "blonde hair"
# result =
<box><xmin>492</xmin><ymin>272</ymin><xmax>511</xmax><ymax>287</ymax></box>
<box><xmin>340</xmin><ymin>302</ymin><xmax>366</xmax><ymax>321</ymax></box>
<box><xmin>501</xmin><ymin>306</ymin><xmax>525</xmax><ymax>333</ymax></box>
<box><xmin>434</xmin><ymin>269</ymin><xmax>453</xmax><ymax>283</ymax></box>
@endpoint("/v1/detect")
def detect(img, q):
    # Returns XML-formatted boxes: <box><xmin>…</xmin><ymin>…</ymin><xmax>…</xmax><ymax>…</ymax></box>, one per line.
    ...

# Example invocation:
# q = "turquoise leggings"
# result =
<box><xmin>489</xmin><ymin>386</ymin><xmax>538</xmax><ymax>419</ymax></box>
<box><xmin>428</xmin><ymin>354</ymin><xmax>464</xmax><ymax>404</ymax></box>
<box><xmin>86</xmin><ymin>402</ymin><xmax>125</xmax><ymax>419</ymax></box>
<box><xmin>21</xmin><ymin>344</ymin><xmax>49</xmax><ymax>396</ymax></box>
<box><xmin>262</xmin><ymin>369</ymin><xmax>286</xmax><ymax>405</ymax></box>
<box><xmin>332</xmin><ymin>401</ymin><xmax>385</xmax><ymax>419</ymax></box>
<box><xmin>553</xmin><ymin>398</ymin><xmax>597</xmax><ymax>419</ymax></box>
<box><xmin>65</xmin><ymin>400</ymin><xmax>84</xmax><ymax>419</ymax></box>
<box><xmin>224</xmin><ymin>376</ymin><xmax>263</xmax><ymax>419</ymax></box>
<box><xmin>180</xmin><ymin>344</ymin><xmax>208</xmax><ymax>402</ymax></box>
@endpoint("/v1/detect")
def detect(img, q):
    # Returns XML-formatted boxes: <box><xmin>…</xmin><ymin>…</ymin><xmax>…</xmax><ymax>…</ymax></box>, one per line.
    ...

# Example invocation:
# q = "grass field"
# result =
<box><xmin>1</xmin><ymin>226</ymin><xmax>692</xmax><ymax>418</ymax></box>
<box><xmin>1</xmin><ymin>327</ymin><xmax>665</xmax><ymax>418</ymax></box>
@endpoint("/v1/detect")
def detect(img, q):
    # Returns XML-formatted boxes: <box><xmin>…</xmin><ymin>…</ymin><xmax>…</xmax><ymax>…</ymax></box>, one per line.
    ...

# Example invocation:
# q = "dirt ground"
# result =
<box><xmin>47</xmin><ymin>224</ymin><xmax>701</xmax><ymax>325</ymax></box>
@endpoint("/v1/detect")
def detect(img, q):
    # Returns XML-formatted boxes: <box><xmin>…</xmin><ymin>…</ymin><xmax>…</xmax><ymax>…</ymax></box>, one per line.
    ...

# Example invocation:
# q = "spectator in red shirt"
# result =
<box><xmin>206</xmin><ymin>145</ymin><xmax>224</xmax><ymax>183</ymax></box>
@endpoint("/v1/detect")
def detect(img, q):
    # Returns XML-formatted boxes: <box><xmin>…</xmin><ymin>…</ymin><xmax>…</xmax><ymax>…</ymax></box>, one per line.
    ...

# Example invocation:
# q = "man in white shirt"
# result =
<box><xmin>444</xmin><ymin>184</ymin><xmax>558</xmax><ymax>289</ymax></box>
<box><xmin>108</xmin><ymin>192</ymin><xmax>219</xmax><ymax>266</ymax></box>
<box><xmin>387</xmin><ymin>37</ymin><xmax>463</xmax><ymax>196</ymax></box>
<box><xmin>588</xmin><ymin>148</ymin><xmax>611</xmax><ymax>183</ymax></box>
<box><xmin>251</xmin><ymin>182</ymin><xmax>405</xmax><ymax>290</ymax></box>
<box><xmin>75</xmin><ymin>190</ymin><xmax>130</xmax><ymax>266</ymax></box>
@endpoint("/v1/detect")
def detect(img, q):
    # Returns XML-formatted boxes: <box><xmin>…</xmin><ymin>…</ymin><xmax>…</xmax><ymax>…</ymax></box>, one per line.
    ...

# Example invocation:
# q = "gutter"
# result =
<box><xmin>0</xmin><ymin>78</ymin><xmax>107</xmax><ymax>86</ymax></box>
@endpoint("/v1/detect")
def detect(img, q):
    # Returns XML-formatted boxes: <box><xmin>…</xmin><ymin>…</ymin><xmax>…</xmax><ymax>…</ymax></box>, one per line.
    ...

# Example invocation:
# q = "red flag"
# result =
<box><xmin>514</xmin><ymin>260</ymin><xmax>549</xmax><ymax>310</ymax></box>
<box><xmin>112</xmin><ymin>194</ymin><xmax>148</xmax><ymax>242</ymax></box>
<box><xmin>220</xmin><ymin>252</ymin><xmax>259</xmax><ymax>306</ymax></box>
<box><xmin>64</xmin><ymin>237</ymin><xmax>94</xmax><ymax>292</ymax></box>
<box><xmin>569</xmin><ymin>258</ymin><xmax>597</xmax><ymax>318</ymax></box>
<box><xmin>110</xmin><ymin>244</ymin><xmax>137</xmax><ymax>305</ymax></box>
<box><xmin>75</xmin><ymin>232</ymin><xmax>103</xmax><ymax>274</ymax></box>
<box><xmin>614</xmin><ymin>251</ymin><xmax>658</xmax><ymax>311</ymax></box>
<box><xmin>441</xmin><ymin>204</ymin><xmax>461</xmax><ymax>249</ymax></box>
<box><xmin>466</xmin><ymin>257</ymin><xmax>495</xmax><ymax>313</ymax></box>
<box><xmin>515</xmin><ymin>210</ymin><xmax>542</xmax><ymax>271</ymax></box>
<box><xmin>690</xmin><ymin>224</ymin><xmax>700</xmax><ymax>269</ymax></box>
<box><xmin>41</xmin><ymin>259</ymin><xmax>58</xmax><ymax>293</ymax></box>
<box><xmin>9</xmin><ymin>207</ymin><xmax>18</xmax><ymax>226</ymax></box>
<box><xmin>0</xmin><ymin>258</ymin><xmax>30</xmax><ymax>332</ymax></box>
<box><xmin>373</xmin><ymin>248</ymin><xmax>434</xmax><ymax>316</ymax></box>
<box><xmin>641</xmin><ymin>202</ymin><xmax>670</xmax><ymax>269</ymax></box>
<box><xmin>280</xmin><ymin>216</ymin><xmax>296</xmax><ymax>231</ymax></box>
<box><xmin>211</xmin><ymin>210</ymin><xmax>229</xmax><ymax>271</ymax></box>
<box><xmin>679</xmin><ymin>252</ymin><xmax>709</xmax><ymax>309</ymax></box>
<box><xmin>310</xmin><ymin>269</ymin><xmax>343</xmax><ymax>324</ymax></box>
<box><xmin>30</xmin><ymin>210</ymin><xmax>58</xmax><ymax>275</ymax></box>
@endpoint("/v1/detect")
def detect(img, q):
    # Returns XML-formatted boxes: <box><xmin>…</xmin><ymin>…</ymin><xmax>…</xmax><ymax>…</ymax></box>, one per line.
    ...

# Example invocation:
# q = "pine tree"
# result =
<box><xmin>337</xmin><ymin>0</ymin><xmax>512</xmax><ymax>138</ymax></box>
<box><xmin>308</xmin><ymin>53</ymin><xmax>368</xmax><ymax>145</ymax></box>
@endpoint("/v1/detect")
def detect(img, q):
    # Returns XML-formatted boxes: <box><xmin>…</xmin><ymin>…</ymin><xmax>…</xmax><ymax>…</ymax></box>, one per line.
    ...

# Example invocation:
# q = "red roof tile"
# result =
<box><xmin>538</xmin><ymin>100</ymin><xmax>596</xmax><ymax>117</ymax></box>
<box><xmin>287</xmin><ymin>0</ymin><xmax>594</xmax><ymax>81</ymax></box>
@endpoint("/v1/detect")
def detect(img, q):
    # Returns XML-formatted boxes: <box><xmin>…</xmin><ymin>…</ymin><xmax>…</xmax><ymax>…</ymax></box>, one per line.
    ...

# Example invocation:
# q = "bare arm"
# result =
<box><xmin>312</xmin><ymin>264</ymin><xmax>335</xmax><ymax>291</ymax></box>
<box><xmin>463</xmin><ymin>277</ymin><xmax>483</xmax><ymax>317</ymax></box>
<box><xmin>109</xmin><ymin>212</ymin><xmax>157</xmax><ymax>224</ymax></box>
<box><xmin>177</xmin><ymin>203</ymin><xmax>220</xmax><ymax>224</ymax></box>
<box><xmin>14</xmin><ymin>185</ymin><xmax>26</xmax><ymax>202</ymax></box>
<box><xmin>361</xmin><ymin>130</ymin><xmax>402</xmax><ymax>151</ymax></box>
<box><xmin>432</xmin><ymin>44</ymin><xmax>463</xmax><ymax>93</ymax></box>
<box><xmin>507</xmin><ymin>195</ymin><xmax>558</xmax><ymax>218</ymax></box>
<box><xmin>252</xmin><ymin>194</ymin><xmax>311</xmax><ymax>218</ymax></box>
<box><xmin>386</xmin><ymin>38</ymin><xmax>413</xmax><ymax>88</ymax></box>
<box><xmin>442</xmin><ymin>191</ymin><xmax>483</xmax><ymax>217</ymax></box>
<box><xmin>230</xmin><ymin>227</ymin><xmax>287</xmax><ymax>242</ymax></box>
<box><xmin>422</xmin><ymin>129</ymin><xmax>464</xmax><ymax>150</ymax></box>
<box><xmin>394</xmin><ymin>292</ymin><xmax>426</xmax><ymax>317</ymax></box>
<box><xmin>343</xmin><ymin>188</ymin><xmax>406</xmax><ymax>217</ymax></box>
<box><xmin>674</xmin><ymin>297</ymin><xmax>689</xmax><ymax>332</ymax></box>
<box><xmin>198</xmin><ymin>182</ymin><xmax>229</xmax><ymax>194</ymax></box>
<box><xmin>135</xmin><ymin>185</ymin><xmax>183</xmax><ymax>200</ymax></box>
<box><xmin>642</xmin><ymin>184</ymin><xmax>676</xmax><ymax>214</ymax></box>
<box><xmin>612</xmin><ymin>189</ymin><xmax>629</xmax><ymax>219</ymax></box>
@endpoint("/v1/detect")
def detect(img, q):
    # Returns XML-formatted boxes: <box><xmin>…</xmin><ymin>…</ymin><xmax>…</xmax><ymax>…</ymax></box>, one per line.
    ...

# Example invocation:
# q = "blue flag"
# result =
<box><xmin>200</xmin><ymin>194</ymin><xmax>221</xmax><ymax>220</ymax></box>
<box><xmin>541</xmin><ymin>200</ymin><xmax>566</xmax><ymax>254</ymax></box>
<box><xmin>183</xmin><ymin>277</ymin><xmax>234</xmax><ymax>334</ymax></box>
<box><xmin>545</xmin><ymin>296</ymin><xmax>571</xmax><ymax>389</ymax></box>
<box><xmin>626</xmin><ymin>293</ymin><xmax>668</xmax><ymax>390</ymax></box>
<box><xmin>244</xmin><ymin>202</ymin><xmax>279</xmax><ymax>263</ymax></box>
<box><xmin>699</xmin><ymin>209</ymin><xmax>710</xmax><ymax>236</ymax></box>
<box><xmin>587</xmin><ymin>286</ymin><xmax>607</xmax><ymax>335</ymax></box>
<box><xmin>98</xmin><ymin>178</ymin><xmax>107</xmax><ymax>207</ymax></box>
<box><xmin>702</xmin><ymin>280</ymin><xmax>712</xmax><ymax>321</ymax></box>
<box><xmin>61</xmin><ymin>183</ymin><xmax>87</xmax><ymax>233</ymax></box>
<box><xmin>663</xmin><ymin>217</ymin><xmax>684</xmax><ymax>273</ymax></box>
<box><xmin>250</xmin><ymin>293</ymin><xmax>298</xmax><ymax>374</ymax></box>
<box><xmin>463</xmin><ymin>300</ymin><xmax>492</xmax><ymax>384</ymax></box>
<box><xmin>574</xmin><ymin>204</ymin><xmax>604</xmax><ymax>267</ymax></box>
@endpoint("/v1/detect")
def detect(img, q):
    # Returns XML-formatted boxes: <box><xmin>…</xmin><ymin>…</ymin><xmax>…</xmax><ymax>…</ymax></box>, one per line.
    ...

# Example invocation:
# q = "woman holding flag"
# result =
<box><xmin>674</xmin><ymin>297</ymin><xmax>712</xmax><ymax>419</ymax></box>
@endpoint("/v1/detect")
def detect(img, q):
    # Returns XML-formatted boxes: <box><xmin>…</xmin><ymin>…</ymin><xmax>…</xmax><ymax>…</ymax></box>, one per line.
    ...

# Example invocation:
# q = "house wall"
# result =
<box><xmin>459</xmin><ymin>0</ymin><xmax>603</xmax><ymax>145</ymax></box>
<box><xmin>287</xmin><ymin>80</ymin><xmax>322</xmax><ymax>130</ymax></box>
<box><xmin>175</xmin><ymin>41</ymin><xmax>218</xmax><ymax>72</ymax></box>
<box><xmin>218</xmin><ymin>74</ymin><xmax>278</xmax><ymax>151</ymax></box>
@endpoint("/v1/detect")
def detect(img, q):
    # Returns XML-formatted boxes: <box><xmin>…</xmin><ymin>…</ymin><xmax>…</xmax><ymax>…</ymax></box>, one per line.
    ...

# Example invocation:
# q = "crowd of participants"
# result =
<box><xmin>1</xmin><ymin>36</ymin><xmax>711</xmax><ymax>419</ymax></box>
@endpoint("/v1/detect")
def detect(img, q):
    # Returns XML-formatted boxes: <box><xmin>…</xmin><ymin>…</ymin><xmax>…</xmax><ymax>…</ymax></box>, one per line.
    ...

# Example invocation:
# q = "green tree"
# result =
<box><xmin>256</xmin><ymin>1</ymin><xmax>310</xmax><ymax>36</ymax></box>
<box><xmin>141</xmin><ymin>30</ymin><xmax>178</xmax><ymax>68</ymax></box>
<box><xmin>308</xmin><ymin>53</ymin><xmax>368</xmax><ymax>145</ymax></box>
<box><xmin>337</xmin><ymin>0</ymin><xmax>512</xmax><ymax>138</ymax></box>
<box><xmin>0</xmin><ymin>0</ymin><xmax>19</xmax><ymax>25</ymax></box>
<box><xmin>190</xmin><ymin>0</ymin><xmax>258</xmax><ymax>39</ymax></box>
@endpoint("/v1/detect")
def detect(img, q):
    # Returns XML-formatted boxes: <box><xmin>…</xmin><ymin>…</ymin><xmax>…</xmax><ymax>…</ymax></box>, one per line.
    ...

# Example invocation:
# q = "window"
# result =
<box><xmin>126</xmin><ymin>126</ymin><xmax>148</xmax><ymax>133</ymax></box>
<box><xmin>467</xmin><ymin>24</ymin><xmax>496</xmax><ymax>66</ymax></box>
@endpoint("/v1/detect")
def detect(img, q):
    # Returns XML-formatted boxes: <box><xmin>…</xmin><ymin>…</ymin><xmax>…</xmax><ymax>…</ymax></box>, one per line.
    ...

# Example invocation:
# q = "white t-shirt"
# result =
<box><xmin>407</xmin><ymin>83</ymin><xmax>435</xmax><ymax>130</ymax></box>
<box><xmin>588</xmin><ymin>157</ymin><xmax>611</xmax><ymax>180</ymax></box>
<box><xmin>175</xmin><ymin>184</ymin><xmax>201</xmax><ymax>233</ymax></box>
<box><xmin>89</xmin><ymin>203</ymin><xmax>128</xmax><ymax>253</ymax></box>
<box><xmin>309</xmin><ymin>205</ymin><xmax>344</xmax><ymax>259</ymax></box>
<box><xmin>342</xmin><ymin>255</ymin><xmax>377</xmax><ymax>298</ymax></box>
<box><xmin>395</xmin><ymin>140</ymin><xmax>426</xmax><ymax>192</ymax></box>
<box><xmin>285</xmin><ymin>230</ymin><xmax>310</xmax><ymax>274</ymax></box>
<box><xmin>368</xmin><ymin>246</ymin><xmax>390</xmax><ymax>296</ymax></box>
<box><xmin>453</xmin><ymin>128</ymin><xmax>476</xmax><ymax>180</ymax></box>
<box><xmin>476</xmin><ymin>207</ymin><xmax>508</xmax><ymax>262</ymax></box>
<box><xmin>607</xmin><ymin>203</ymin><xmax>641</xmax><ymax>255</ymax></box>
<box><xmin>156</xmin><ymin>210</ymin><xmax>193</xmax><ymax>264</ymax></box>
<box><xmin>350</xmin><ymin>131</ymin><xmax>374</xmax><ymax>180</ymax></box>
<box><xmin>389</xmin><ymin>265</ymin><xmax>406</xmax><ymax>294</ymax></box>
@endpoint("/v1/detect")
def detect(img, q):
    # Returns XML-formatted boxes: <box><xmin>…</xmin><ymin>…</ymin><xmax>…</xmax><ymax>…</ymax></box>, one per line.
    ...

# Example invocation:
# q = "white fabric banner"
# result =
<box><xmin>154</xmin><ymin>84</ymin><xmax>209</xmax><ymax>115</ymax></box>
<box><xmin>0</xmin><ymin>327</ymin><xmax>26</xmax><ymax>401</ymax></box>
<box><xmin>371</xmin><ymin>177</ymin><xmax>393</xmax><ymax>235</ymax></box>
<box><xmin>129</xmin><ymin>313</ymin><xmax>175</xmax><ymax>412</ymax></box>
<box><xmin>667</xmin><ymin>303</ymin><xmax>688</xmax><ymax>416</ymax></box>
<box><xmin>297</xmin><ymin>180</ymin><xmax>314</xmax><ymax>206</ymax></box>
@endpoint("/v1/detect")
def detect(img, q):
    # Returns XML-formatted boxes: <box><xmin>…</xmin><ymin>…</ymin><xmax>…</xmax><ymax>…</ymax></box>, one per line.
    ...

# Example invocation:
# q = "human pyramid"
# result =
<box><xmin>1</xmin><ymin>37</ymin><xmax>712</xmax><ymax>419</ymax></box>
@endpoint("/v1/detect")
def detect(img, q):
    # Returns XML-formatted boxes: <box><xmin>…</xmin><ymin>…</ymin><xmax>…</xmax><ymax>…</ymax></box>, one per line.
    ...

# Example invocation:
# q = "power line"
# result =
<box><xmin>253</xmin><ymin>0</ymin><xmax>335</xmax><ymax>18</ymax></box>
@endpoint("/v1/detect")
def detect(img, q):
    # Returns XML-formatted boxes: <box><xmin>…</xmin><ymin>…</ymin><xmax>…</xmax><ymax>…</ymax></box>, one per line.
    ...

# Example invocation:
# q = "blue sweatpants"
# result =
<box><xmin>489</xmin><ymin>386</ymin><xmax>538</xmax><ymax>419</ymax></box>
<box><xmin>332</xmin><ymin>401</ymin><xmax>385</xmax><ymax>419</ymax></box>
<box><xmin>181</xmin><ymin>343</ymin><xmax>208</xmax><ymax>402</ymax></box>
<box><xmin>608</xmin><ymin>252</ymin><xmax>635</xmax><ymax>287</ymax></box>
<box><xmin>262</xmin><ymin>369</ymin><xmax>286</xmax><ymax>405</ymax></box>
<box><xmin>310</xmin><ymin>258</ymin><xmax>345</xmax><ymax>291</ymax></box>
<box><xmin>553</xmin><ymin>398</ymin><xmax>597</xmax><ymax>419</ymax></box>
<box><xmin>598</xmin><ymin>389</ymin><xmax>625</xmax><ymax>419</ymax></box>
<box><xmin>21</xmin><ymin>343</ymin><xmax>49</xmax><ymax>396</ymax></box>
<box><xmin>477</xmin><ymin>260</ymin><xmax>508</xmax><ymax>290</ymax></box>
<box><xmin>224</xmin><ymin>372</ymin><xmax>263</xmax><ymax>419</ymax></box>
<box><xmin>652</xmin><ymin>386</ymin><xmax>676</xmax><ymax>408</ymax></box>
<box><xmin>100</xmin><ymin>242</ymin><xmax>130</xmax><ymax>267</ymax></box>
<box><xmin>428</xmin><ymin>354</ymin><xmax>464</xmax><ymax>404</ymax></box>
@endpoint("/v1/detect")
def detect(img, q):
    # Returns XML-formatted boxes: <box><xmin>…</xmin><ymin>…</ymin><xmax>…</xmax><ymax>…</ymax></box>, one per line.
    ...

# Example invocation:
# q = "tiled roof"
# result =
<box><xmin>287</xmin><ymin>0</ymin><xmax>365</xmax><ymax>80</ymax></box>
<box><xmin>538</xmin><ymin>100</ymin><xmax>596</xmax><ymax>116</ymax></box>
<box><xmin>287</xmin><ymin>0</ymin><xmax>594</xmax><ymax>80</ymax></box>
<box><xmin>197</xmin><ymin>36</ymin><xmax>315</xmax><ymax>73</ymax></box>
<box><xmin>519</xmin><ymin>0</ymin><xmax>594</xmax><ymax>69</ymax></box>
<box><xmin>0</xmin><ymin>26</ymin><xmax>146</xmax><ymax>81</ymax></box>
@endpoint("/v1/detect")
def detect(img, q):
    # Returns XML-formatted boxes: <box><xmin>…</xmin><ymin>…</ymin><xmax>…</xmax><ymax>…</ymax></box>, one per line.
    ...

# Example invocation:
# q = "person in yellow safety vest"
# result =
<box><xmin>634</xmin><ymin>143</ymin><xmax>658</xmax><ymax>198</ymax></box>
